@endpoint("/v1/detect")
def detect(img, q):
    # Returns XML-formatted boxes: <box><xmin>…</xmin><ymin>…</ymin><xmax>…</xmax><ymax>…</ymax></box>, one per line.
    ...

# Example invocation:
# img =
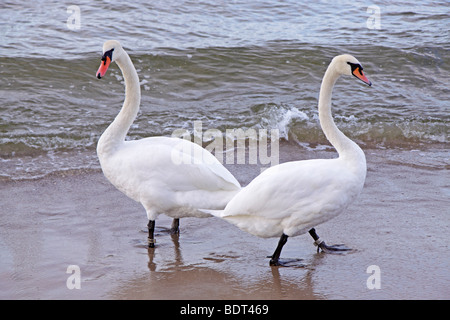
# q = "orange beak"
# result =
<box><xmin>353</xmin><ymin>67</ymin><xmax>372</xmax><ymax>86</ymax></box>
<box><xmin>96</xmin><ymin>56</ymin><xmax>111</xmax><ymax>79</ymax></box>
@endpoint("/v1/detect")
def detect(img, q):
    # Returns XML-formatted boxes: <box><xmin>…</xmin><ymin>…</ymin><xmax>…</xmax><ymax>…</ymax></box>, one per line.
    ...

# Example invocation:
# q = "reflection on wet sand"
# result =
<box><xmin>112</xmin><ymin>231</ymin><xmax>324</xmax><ymax>300</ymax></box>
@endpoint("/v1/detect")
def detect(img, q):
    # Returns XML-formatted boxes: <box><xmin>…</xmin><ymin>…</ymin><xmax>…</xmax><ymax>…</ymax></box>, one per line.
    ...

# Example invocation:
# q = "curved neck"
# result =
<box><xmin>98</xmin><ymin>51</ymin><xmax>141</xmax><ymax>154</ymax></box>
<box><xmin>318</xmin><ymin>65</ymin><xmax>364</xmax><ymax>163</ymax></box>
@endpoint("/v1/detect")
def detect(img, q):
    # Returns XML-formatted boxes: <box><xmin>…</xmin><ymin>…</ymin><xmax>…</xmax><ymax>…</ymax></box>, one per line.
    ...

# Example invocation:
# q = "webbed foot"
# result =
<box><xmin>309</xmin><ymin>228</ymin><xmax>352</xmax><ymax>254</ymax></box>
<box><xmin>316</xmin><ymin>241</ymin><xmax>351</xmax><ymax>254</ymax></box>
<box><xmin>269</xmin><ymin>257</ymin><xmax>304</xmax><ymax>267</ymax></box>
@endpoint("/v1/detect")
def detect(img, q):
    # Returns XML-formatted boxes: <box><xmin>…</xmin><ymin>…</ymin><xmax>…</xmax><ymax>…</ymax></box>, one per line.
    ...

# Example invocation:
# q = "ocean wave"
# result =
<box><xmin>0</xmin><ymin>102</ymin><xmax>447</xmax><ymax>160</ymax></box>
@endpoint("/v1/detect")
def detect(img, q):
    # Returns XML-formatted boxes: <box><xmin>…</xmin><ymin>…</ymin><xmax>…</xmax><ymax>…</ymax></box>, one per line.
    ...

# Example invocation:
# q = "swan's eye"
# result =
<box><xmin>347</xmin><ymin>62</ymin><xmax>362</xmax><ymax>72</ymax></box>
<box><xmin>101</xmin><ymin>48</ymin><xmax>114</xmax><ymax>64</ymax></box>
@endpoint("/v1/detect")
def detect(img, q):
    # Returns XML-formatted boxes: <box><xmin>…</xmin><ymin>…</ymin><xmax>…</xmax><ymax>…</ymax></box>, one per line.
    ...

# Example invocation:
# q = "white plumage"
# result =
<box><xmin>96</xmin><ymin>40</ymin><xmax>241</xmax><ymax>247</ymax></box>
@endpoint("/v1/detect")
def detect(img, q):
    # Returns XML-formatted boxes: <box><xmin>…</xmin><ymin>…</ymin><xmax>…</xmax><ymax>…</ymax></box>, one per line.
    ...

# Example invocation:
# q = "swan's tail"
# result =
<box><xmin>199</xmin><ymin>209</ymin><xmax>226</xmax><ymax>218</ymax></box>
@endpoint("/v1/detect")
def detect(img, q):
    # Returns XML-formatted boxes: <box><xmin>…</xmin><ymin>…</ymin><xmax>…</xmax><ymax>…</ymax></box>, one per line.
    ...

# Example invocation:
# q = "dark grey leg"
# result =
<box><xmin>148</xmin><ymin>220</ymin><xmax>156</xmax><ymax>248</ymax></box>
<box><xmin>170</xmin><ymin>218</ymin><xmax>180</xmax><ymax>235</ymax></box>
<box><xmin>269</xmin><ymin>233</ymin><xmax>289</xmax><ymax>266</ymax></box>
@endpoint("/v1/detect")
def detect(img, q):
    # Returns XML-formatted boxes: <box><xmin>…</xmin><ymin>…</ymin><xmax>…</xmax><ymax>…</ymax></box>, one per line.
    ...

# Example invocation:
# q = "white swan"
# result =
<box><xmin>205</xmin><ymin>54</ymin><xmax>372</xmax><ymax>266</ymax></box>
<box><xmin>95</xmin><ymin>40</ymin><xmax>241</xmax><ymax>247</ymax></box>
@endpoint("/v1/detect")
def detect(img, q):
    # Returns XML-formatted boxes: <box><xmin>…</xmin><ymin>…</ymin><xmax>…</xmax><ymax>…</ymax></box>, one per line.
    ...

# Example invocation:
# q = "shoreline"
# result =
<box><xmin>0</xmin><ymin>146</ymin><xmax>448</xmax><ymax>299</ymax></box>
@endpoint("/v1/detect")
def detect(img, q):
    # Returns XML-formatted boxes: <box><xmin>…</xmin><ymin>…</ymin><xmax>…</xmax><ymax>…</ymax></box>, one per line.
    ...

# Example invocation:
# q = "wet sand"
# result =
<box><xmin>0</xmin><ymin>144</ymin><xmax>449</xmax><ymax>300</ymax></box>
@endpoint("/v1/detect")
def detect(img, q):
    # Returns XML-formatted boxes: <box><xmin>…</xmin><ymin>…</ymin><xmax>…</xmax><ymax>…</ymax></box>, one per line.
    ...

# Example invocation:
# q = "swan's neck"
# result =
<box><xmin>98</xmin><ymin>52</ymin><xmax>141</xmax><ymax>155</ymax></box>
<box><xmin>318</xmin><ymin>66</ymin><xmax>365</xmax><ymax>165</ymax></box>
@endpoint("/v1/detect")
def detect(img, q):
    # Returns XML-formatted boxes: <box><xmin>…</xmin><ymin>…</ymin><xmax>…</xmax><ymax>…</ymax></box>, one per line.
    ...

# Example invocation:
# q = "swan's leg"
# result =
<box><xmin>308</xmin><ymin>228</ymin><xmax>351</xmax><ymax>253</ymax></box>
<box><xmin>170</xmin><ymin>218</ymin><xmax>180</xmax><ymax>234</ymax></box>
<box><xmin>269</xmin><ymin>233</ymin><xmax>289</xmax><ymax>266</ymax></box>
<box><xmin>148</xmin><ymin>220</ymin><xmax>156</xmax><ymax>248</ymax></box>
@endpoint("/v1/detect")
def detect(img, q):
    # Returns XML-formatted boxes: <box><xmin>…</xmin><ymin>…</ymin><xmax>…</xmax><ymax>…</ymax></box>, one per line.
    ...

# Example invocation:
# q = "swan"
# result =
<box><xmin>204</xmin><ymin>54</ymin><xmax>372</xmax><ymax>266</ymax></box>
<box><xmin>95</xmin><ymin>40</ymin><xmax>241</xmax><ymax>247</ymax></box>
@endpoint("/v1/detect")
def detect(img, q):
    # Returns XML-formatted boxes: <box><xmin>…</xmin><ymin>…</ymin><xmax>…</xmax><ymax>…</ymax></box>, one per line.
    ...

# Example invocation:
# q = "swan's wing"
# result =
<box><xmin>221</xmin><ymin>158</ymin><xmax>354</xmax><ymax>220</ymax></box>
<box><xmin>127</xmin><ymin>137</ymin><xmax>241</xmax><ymax>192</ymax></box>
<box><xmin>187</xmin><ymin>140</ymin><xmax>241</xmax><ymax>190</ymax></box>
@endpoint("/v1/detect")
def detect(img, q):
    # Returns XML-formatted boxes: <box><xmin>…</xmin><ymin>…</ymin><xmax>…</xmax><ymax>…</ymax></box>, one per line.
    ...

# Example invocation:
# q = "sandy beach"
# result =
<box><xmin>0</xmin><ymin>143</ymin><xmax>448</xmax><ymax>300</ymax></box>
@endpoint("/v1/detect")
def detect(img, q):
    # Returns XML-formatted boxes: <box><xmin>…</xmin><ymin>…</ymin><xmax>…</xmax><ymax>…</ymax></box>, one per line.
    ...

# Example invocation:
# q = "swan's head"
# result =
<box><xmin>96</xmin><ymin>40</ymin><xmax>124</xmax><ymax>79</ymax></box>
<box><xmin>332</xmin><ymin>54</ymin><xmax>372</xmax><ymax>86</ymax></box>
